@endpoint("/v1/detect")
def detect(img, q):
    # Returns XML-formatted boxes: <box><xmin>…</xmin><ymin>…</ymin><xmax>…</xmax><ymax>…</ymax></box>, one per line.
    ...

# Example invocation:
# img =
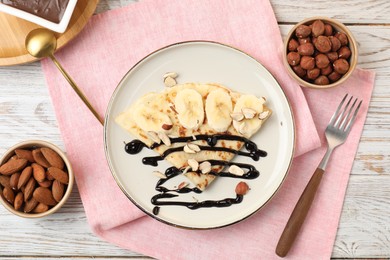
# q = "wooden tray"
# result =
<box><xmin>0</xmin><ymin>0</ymin><xmax>98</xmax><ymax>66</ymax></box>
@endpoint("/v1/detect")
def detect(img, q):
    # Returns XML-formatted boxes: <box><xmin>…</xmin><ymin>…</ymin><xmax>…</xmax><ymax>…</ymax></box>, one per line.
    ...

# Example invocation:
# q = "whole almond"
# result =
<box><xmin>9</xmin><ymin>172</ymin><xmax>21</xmax><ymax>190</ymax></box>
<box><xmin>33</xmin><ymin>187</ymin><xmax>57</xmax><ymax>206</ymax></box>
<box><xmin>3</xmin><ymin>186</ymin><xmax>15</xmax><ymax>204</ymax></box>
<box><xmin>48</xmin><ymin>167</ymin><xmax>69</xmax><ymax>184</ymax></box>
<box><xmin>14</xmin><ymin>192</ymin><xmax>24</xmax><ymax>211</ymax></box>
<box><xmin>41</xmin><ymin>148</ymin><xmax>64</xmax><ymax>170</ymax></box>
<box><xmin>0</xmin><ymin>158</ymin><xmax>28</xmax><ymax>175</ymax></box>
<box><xmin>32</xmin><ymin>163</ymin><xmax>46</xmax><ymax>183</ymax></box>
<box><xmin>33</xmin><ymin>203</ymin><xmax>49</xmax><ymax>213</ymax></box>
<box><xmin>32</xmin><ymin>149</ymin><xmax>51</xmax><ymax>168</ymax></box>
<box><xmin>24</xmin><ymin>177</ymin><xmax>36</xmax><ymax>202</ymax></box>
<box><xmin>24</xmin><ymin>197</ymin><xmax>38</xmax><ymax>213</ymax></box>
<box><xmin>17</xmin><ymin>166</ymin><xmax>32</xmax><ymax>190</ymax></box>
<box><xmin>46</xmin><ymin>170</ymin><xmax>54</xmax><ymax>181</ymax></box>
<box><xmin>0</xmin><ymin>175</ymin><xmax>11</xmax><ymax>188</ymax></box>
<box><xmin>15</xmin><ymin>149</ymin><xmax>35</xmax><ymax>163</ymax></box>
<box><xmin>38</xmin><ymin>179</ymin><xmax>52</xmax><ymax>188</ymax></box>
<box><xmin>52</xmin><ymin>180</ymin><xmax>65</xmax><ymax>202</ymax></box>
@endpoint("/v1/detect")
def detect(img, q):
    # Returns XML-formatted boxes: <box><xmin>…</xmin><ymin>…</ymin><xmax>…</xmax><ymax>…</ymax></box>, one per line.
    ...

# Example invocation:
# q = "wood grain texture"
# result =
<box><xmin>0</xmin><ymin>0</ymin><xmax>389</xmax><ymax>258</ymax></box>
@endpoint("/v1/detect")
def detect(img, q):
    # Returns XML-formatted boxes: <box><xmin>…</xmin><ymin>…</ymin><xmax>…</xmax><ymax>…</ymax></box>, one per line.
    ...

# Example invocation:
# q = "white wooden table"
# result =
<box><xmin>0</xmin><ymin>0</ymin><xmax>389</xmax><ymax>259</ymax></box>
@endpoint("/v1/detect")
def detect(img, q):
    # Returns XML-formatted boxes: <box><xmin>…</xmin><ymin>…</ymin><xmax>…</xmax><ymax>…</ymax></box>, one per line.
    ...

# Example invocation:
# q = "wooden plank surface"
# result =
<box><xmin>0</xmin><ymin>0</ymin><xmax>389</xmax><ymax>258</ymax></box>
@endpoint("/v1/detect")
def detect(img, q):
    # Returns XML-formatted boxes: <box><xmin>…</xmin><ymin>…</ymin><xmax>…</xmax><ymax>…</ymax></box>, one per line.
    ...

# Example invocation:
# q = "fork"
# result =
<box><xmin>275</xmin><ymin>94</ymin><xmax>362</xmax><ymax>257</ymax></box>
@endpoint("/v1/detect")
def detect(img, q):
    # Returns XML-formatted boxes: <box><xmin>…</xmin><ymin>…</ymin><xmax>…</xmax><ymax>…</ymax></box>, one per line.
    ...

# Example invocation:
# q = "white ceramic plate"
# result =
<box><xmin>104</xmin><ymin>41</ymin><xmax>295</xmax><ymax>229</ymax></box>
<box><xmin>0</xmin><ymin>0</ymin><xmax>77</xmax><ymax>33</ymax></box>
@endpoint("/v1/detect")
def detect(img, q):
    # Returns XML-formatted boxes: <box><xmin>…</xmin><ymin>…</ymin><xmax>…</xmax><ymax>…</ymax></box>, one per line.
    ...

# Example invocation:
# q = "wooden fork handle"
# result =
<box><xmin>275</xmin><ymin>167</ymin><xmax>325</xmax><ymax>257</ymax></box>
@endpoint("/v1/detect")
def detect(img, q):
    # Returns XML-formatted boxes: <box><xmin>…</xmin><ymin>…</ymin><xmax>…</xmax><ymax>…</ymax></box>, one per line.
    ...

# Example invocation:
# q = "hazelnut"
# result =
<box><xmin>312</xmin><ymin>20</ymin><xmax>325</xmax><ymax>37</ymax></box>
<box><xmin>329</xmin><ymin>36</ymin><xmax>341</xmax><ymax>52</ymax></box>
<box><xmin>288</xmin><ymin>39</ymin><xmax>299</xmax><ymax>51</ymax></box>
<box><xmin>326</xmin><ymin>52</ymin><xmax>338</xmax><ymax>62</ymax></box>
<box><xmin>307</xmin><ymin>68</ymin><xmax>320</xmax><ymax>80</ymax></box>
<box><xmin>321</xmin><ymin>65</ymin><xmax>333</xmax><ymax>76</ymax></box>
<box><xmin>333</xmin><ymin>58</ymin><xmax>350</xmax><ymax>74</ymax></box>
<box><xmin>295</xmin><ymin>25</ymin><xmax>311</xmax><ymax>38</ymax></box>
<box><xmin>297</xmin><ymin>43</ymin><xmax>314</xmax><ymax>56</ymax></box>
<box><xmin>324</xmin><ymin>24</ymin><xmax>333</xmax><ymax>36</ymax></box>
<box><xmin>298</xmin><ymin>37</ymin><xmax>311</xmax><ymax>45</ymax></box>
<box><xmin>338</xmin><ymin>46</ymin><xmax>351</xmax><ymax>59</ymax></box>
<box><xmin>292</xmin><ymin>65</ymin><xmax>306</xmax><ymax>78</ymax></box>
<box><xmin>287</xmin><ymin>52</ymin><xmax>301</xmax><ymax>66</ymax></box>
<box><xmin>300</xmin><ymin>56</ymin><xmax>315</xmax><ymax>70</ymax></box>
<box><xmin>335</xmin><ymin>32</ymin><xmax>348</xmax><ymax>46</ymax></box>
<box><xmin>314</xmin><ymin>75</ymin><xmax>330</xmax><ymax>85</ymax></box>
<box><xmin>314</xmin><ymin>36</ymin><xmax>332</xmax><ymax>53</ymax></box>
<box><xmin>315</xmin><ymin>53</ymin><xmax>330</xmax><ymax>69</ymax></box>
<box><xmin>328</xmin><ymin>71</ymin><xmax>341</xmax><ymax>82</ymax></box>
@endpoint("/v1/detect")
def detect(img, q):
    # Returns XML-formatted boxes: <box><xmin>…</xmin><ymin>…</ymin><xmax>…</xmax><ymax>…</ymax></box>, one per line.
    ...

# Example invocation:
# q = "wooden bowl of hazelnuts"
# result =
<box><xmin>283</xmin><ymin>16</ymin><xmax>358</xmax><ymax>88</ymax></box>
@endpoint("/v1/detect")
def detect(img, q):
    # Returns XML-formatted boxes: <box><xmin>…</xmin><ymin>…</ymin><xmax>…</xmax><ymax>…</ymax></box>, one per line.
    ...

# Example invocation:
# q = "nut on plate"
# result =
<box><xmin>283</xmin><ymin>16</ymin><xmax>357</xmax><ymax>88</ymax></box>
<box><xmin>0</xmin><ymin>140</ymin><xmax>74</xmax><ymax>218</ymax></box>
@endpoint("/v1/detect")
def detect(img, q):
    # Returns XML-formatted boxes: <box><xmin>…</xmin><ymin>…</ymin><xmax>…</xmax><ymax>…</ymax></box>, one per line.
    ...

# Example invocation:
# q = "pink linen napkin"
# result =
<box><xmin>40</xmin><ymin>0</ymin><xmax>375</xmax><ymax>259</ymax></box>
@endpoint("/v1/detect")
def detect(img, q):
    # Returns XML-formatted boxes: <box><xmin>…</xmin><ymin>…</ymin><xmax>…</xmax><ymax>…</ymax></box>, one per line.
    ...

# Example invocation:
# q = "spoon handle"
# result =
<box><xmin>49</xmin><ymin>54</ymin><xmax>104</xmax><ymax>125</ymax></box>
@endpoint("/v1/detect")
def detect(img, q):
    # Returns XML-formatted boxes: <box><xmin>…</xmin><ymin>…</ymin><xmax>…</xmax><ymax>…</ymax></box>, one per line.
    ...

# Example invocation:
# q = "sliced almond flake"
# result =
<box><xmin>164</xmin><ymin>76</ymin><xmax>177</xmax><ymax>87</ymax></box>
<box><xmin>184</xmin><ymin>144</ymin><xmax>197</xmax><ymax>154</ymax></box>
<box><xmin>178</xmin><ymin>181</ymin><xmax>189</xmax><ymax>190</ymax></box>
<box><xmin>158</xmin><ymin>132</ymin><xmax>171</xmax><ymax>146</ymax></box>
<box><xmin>230</xmin><ymin>112</ymin><xmax>244</xmax><ymax>122</ymax></box>
<box><xmin>258</xmin><ymin>110</ymin><xmax>270</xmax><ymax>120</ymax></box>
<box><xmin>182</xmin><ymin>166</ymin><xmax>191</xmax><ymax>174</ymax></box>
<box><xmin>187</xmin><ymin>159</ymin><xmax>199</xmax><ymax>171</ymax></box>
<box><xmin>153</xmin><ymin>171</ymin><xmax>167</xmax><ymax>179</ymax></box>
<box><xmin>187</xmin><ymin>143</ymin><xmax>201</xmax><ymax>152</ymax></box>
<box><xmin>163</xmin><ymin>72</ymin><xmax>178</xmax><ymax>79</ymax></box>
<box><xmin>199</xmin><ymin>161</ymin><xmax>211</xmax><ymax>174</ymax></box>
<box><xmin>238</xmin><ymin>121</ymin><xmax>248</xmax><ymax>135</ymax></box>
<box><xmin>228</xmin><ymin>165</ymin><xmax>245</xmax><ymax>176</ymax></box>
<box><xmin>242</xmin><ymin>108</ymin><xmax>257</xmax><ymax>119</ymax></box>
<box><xmin>147</xmin><ymin>131</ymin><xmax>161</xmax><ymax>143</ymax></box>
<box><xmin>192</xmin><ymin>134</ymin><xmax>197</xmax><ymax>140</ymax></box>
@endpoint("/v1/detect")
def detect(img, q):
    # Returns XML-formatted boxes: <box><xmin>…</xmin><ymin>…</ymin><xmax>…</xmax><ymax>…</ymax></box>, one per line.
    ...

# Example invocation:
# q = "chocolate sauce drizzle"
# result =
<box><xmin>124</xmin><ymin>134</ymin><xmax>267</xmax><ymax>215</ymax></box>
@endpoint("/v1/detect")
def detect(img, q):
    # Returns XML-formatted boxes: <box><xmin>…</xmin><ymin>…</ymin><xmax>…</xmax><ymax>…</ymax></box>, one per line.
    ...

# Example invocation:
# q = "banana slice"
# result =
<box><xmin>175</xmin><ymin>89</ymin><xmax>204</xmax><ymax>130</ymax></box>
<box><xmin>205</xmin><ymin>89</ymin><xmax>233</xmax><ymax>132</ymax></box>
<box><xmin>133</xmin><ymin>104</ymin><xmax>172</xmax><ymax>132</ymax></box>
<box><xmin>233</xmin><ymin>95</ymin><xmax>265</xmax><ymax>137</ymax></box>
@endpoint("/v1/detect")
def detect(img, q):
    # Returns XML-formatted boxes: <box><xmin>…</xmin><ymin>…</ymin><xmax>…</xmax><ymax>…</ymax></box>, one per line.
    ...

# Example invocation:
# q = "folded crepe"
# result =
<box><xmin>115</xmin><ymin>82</ymin><xmax>271</xmax><ymax>190</ymax></box>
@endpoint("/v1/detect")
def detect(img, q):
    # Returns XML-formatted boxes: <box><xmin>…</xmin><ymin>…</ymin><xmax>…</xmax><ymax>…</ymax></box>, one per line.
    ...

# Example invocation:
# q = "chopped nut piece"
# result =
<box><xmin>147</xmin><ymin>131</ymin><xmax>161</xmax><ymax>143</ymax></box>
<box><xmin>258</xmin><ymin>111</ymin><xmax>270</xmax><ymax>120</ymax></box>
<box><xmin>230</xmin><ymin>112</ymin><xmax>244</xmax><ymax>122</ymax></box>
<box><xmin>158</xmin><ymin>132</ymin><xmax>171</xmax><ymax>146</ymax></box>
<box><xmin>242</xmin><ymin>108</ymin><xmax>257</xmax><ymax>119</ymax></box>
<box><xmin>153</xmin><ymin>171</ymin><xmax>167</xmax><ymax>179</ymax></box>
<box><xmin>187</xmin><ymin>159</ymin><xmax>199</xmax><ymax>171</ymax></box>
<box><xmin>199</xmin><ymin>161</ymin><xmax>211</xmax><ymax>174</ymax></box>
<box><xmin>163</xmin><ymin>72</ymin><xmax>178</xmax><ymax>79</ymax></box>
<box><xmin>183</xmin><ymin>143</ymin><xmax>201</xmax><ymax>154</ymax></box>
<box><xmin>178</xmin><ymin>181</ymin><xmax>189</xmax><ymax>189</ymax></box>
<box><xmin>164</xmin><ymin>76</ymin><xmax>177</xmax><ymax>87</ymax></box>
<box><xmin>228</xmin><ymin>165</ymin><xmax>245</xmax><ymax>176</ymax></box>
<box><xmin>162</xmin><ymin>124</ymin><xmax>173</xmax><ymax>131</ymax></box>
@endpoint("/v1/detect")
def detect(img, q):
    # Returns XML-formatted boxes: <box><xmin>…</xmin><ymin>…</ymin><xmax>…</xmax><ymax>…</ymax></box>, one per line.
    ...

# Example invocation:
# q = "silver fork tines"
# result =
<box><xmin>330</xmin><ymin>94</ymin><xmax>362</xmax><ymax>132</ymax></box>
<box><xmin>319</xmin><ymin>93</ymin><xmax>362</xmax><ymax>170</ymax></box>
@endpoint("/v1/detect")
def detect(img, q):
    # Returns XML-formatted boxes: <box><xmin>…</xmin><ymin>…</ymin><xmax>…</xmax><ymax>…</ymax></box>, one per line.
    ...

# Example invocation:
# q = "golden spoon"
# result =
<box><xmin>25</xmin><ymin>28</ymin><xmax>104</xmax><ymax>125</ymax></box>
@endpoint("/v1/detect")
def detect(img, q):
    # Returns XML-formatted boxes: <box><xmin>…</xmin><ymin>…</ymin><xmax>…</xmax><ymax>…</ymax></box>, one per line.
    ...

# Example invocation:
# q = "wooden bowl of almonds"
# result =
<box><xmin>0</xmin><ymin>140</ymin><xmax>74</xmax><ymax>218</ymax></box>
<box><xmin>283</xmin><ymin>16</ymin><xmax>358</xmax><ymax>88</ymax></box>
